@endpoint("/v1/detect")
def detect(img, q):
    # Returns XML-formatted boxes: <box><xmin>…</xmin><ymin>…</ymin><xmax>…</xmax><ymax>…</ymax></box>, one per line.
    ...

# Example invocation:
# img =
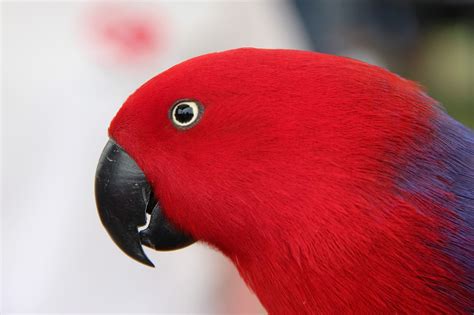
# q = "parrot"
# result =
<box><xmin>95</xmin><ymin>48</ymin><xmax>473</xmax><ymax>314</ymax></box>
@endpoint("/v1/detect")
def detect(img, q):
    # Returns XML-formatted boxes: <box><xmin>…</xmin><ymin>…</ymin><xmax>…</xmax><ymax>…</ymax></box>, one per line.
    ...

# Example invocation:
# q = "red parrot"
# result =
<box><xmin>95</xmin><ymin>48</ymin><xmax>473</xmax><ymax>313</ymax></box>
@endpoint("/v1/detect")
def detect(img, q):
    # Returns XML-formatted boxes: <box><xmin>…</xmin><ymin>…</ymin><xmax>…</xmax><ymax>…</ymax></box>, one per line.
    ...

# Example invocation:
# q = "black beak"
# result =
<box><xmin>95</xmin><ymin>140</ymin><xmax>195</xmax><ymax>267</ymax></box>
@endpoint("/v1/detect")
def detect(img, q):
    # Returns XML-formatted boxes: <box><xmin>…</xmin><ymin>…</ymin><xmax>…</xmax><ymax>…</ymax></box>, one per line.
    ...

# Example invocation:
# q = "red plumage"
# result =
<box><xmin>109</xmin><ymin>48</ymin><xmax>473</xmax><ymax>313</ymax></box>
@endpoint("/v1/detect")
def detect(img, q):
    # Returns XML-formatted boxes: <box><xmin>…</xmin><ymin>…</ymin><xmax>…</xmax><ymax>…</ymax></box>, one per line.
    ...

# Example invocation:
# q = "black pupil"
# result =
<box><xmin>174</xmin><ymin>104</ymin><xmax>194</xmax><ymax>124</ymax></box>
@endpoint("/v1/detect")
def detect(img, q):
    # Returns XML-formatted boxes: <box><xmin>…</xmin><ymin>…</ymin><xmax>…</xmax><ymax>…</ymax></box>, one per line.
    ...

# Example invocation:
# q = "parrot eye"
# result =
<box><xmin>169</xmin><ymin>100</ymin><xmax>203</xmax><ymax>129</ymax></box>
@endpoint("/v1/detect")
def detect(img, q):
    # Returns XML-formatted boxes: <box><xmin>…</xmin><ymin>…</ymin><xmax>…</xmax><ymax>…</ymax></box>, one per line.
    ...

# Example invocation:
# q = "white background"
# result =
<box><xmin>1</xmin><ymin>1</ymin><xmax>308</xmax><ymax>313</ymax></box>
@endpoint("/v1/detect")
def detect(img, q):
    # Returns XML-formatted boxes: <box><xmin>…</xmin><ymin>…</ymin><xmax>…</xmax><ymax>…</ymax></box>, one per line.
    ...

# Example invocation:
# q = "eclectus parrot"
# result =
<box><xmin>95</xmin><ymin>48</ymin><xmax>473</xmax><ymax>313</ymax></box>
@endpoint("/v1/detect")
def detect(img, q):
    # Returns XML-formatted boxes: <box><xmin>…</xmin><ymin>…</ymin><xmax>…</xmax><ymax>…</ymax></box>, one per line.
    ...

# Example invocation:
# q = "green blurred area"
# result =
<box><xmin>294</xmin><ymin>1</ymin><xmax>473</xmax><ymax>129</ymax></box>
<box><xmin>409</xmin><ymin>24</ymin><xmax>474</xmax><ymax>128</ymax></box>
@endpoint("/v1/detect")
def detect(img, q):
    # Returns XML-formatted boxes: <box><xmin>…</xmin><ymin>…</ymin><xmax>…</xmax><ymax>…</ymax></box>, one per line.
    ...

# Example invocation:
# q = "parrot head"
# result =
<box><xmin>98</xmin><ymin>48</ymin><xmax>381</xmax><ymax>265</ymax></box>
<box><xmin>95</xmin><ymin>48</ymin><xmax>473</xmax><ymax>313</ymax></box>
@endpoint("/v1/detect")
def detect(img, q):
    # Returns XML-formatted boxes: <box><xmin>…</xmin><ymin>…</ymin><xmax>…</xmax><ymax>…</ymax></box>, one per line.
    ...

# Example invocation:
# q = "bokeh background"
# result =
<box><xmin>2</xmin><ymin>1</ymin><xmax>473</xmax><ymax>314</ymax></box>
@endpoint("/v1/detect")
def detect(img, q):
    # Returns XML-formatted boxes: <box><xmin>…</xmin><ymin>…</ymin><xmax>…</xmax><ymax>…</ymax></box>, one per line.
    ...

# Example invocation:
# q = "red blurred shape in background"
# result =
<box><xmin>83</xmin><ymin>4</ymin><xmax>165</xmax><ymax>66</ymax></box>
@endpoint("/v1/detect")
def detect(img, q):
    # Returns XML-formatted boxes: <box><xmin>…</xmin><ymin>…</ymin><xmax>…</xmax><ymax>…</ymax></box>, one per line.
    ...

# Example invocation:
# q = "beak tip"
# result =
<box><xmin>140</xmin><ymin>258</ymin><xmax>156</xmax><ymax>268</ymax></box>
<box><xmin>129</xmin><ymin>246</ymin><xmax>155</xmax><ymax>268</ymax></box>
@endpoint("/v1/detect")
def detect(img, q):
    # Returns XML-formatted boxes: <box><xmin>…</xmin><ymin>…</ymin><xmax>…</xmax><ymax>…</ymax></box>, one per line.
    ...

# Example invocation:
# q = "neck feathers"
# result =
<box><xmin>397</xmin><ymin>109</ymin><xmax>473</xmax><ymax>295</ymax></box>
<box><xmin>234</xmin><ymin>109</ymin><xmax>473</xmax><ymax>314</ymax></box>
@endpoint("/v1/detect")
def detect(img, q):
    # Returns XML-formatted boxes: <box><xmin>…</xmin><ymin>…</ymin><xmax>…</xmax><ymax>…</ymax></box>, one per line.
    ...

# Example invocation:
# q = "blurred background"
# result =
<box><xmin>1</xmin><ymin>1</ymin><xmax>473</xmax><ymax>314</ymax></box>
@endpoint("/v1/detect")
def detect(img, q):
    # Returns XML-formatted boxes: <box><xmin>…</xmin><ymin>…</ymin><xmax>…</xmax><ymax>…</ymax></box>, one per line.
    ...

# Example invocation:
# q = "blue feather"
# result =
<box><xmin>397</xmin><ymin>108</ymin><xmax>473</xmax><ymax>295</ymax></box>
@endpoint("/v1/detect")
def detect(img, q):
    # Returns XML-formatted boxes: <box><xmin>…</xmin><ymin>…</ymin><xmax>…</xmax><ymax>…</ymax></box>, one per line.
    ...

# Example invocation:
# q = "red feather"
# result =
<box><xmin>110</xmin><ymin>48</ymin><xmax>473</xmax><ymax>313</ymax></box>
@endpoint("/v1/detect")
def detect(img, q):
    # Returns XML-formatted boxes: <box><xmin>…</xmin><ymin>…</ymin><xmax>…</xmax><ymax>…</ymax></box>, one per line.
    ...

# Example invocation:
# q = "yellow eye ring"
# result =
<box><xmin>169</xmin><ymin>100</ymin><xmax>204</xmax><ymax>129</ymax></box>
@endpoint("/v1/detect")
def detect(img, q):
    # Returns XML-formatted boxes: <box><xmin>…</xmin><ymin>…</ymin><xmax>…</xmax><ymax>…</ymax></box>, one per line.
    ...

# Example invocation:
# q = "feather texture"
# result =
<box><xmin>109</xmin><ymin>48</ymin><xmax>473</xmax><ymax>313</ymax></box>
